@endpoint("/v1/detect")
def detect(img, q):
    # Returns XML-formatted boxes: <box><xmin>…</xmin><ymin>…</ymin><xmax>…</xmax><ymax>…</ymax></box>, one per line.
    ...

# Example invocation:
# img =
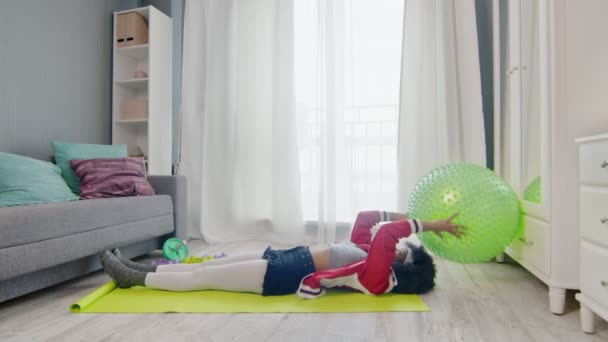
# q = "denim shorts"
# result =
<box><xmin>261</xmin><ymin>246</ymin><xmax>316</xmax><ymax>296</ymax></box>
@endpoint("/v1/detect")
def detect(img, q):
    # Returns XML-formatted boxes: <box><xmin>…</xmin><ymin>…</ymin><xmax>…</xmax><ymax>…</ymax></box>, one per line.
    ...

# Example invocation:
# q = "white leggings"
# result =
<box><xmin>144</xmin><ymin>252</ymin><xmax>268</xmax><ymax>293</ymax></box>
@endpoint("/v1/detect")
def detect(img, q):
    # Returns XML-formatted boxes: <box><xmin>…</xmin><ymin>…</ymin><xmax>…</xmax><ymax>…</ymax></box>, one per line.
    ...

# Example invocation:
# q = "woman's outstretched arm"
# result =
<box><xmin>349</xmin><ymin>211</ymin><xmax>409</xmax><ymax>248</ymax></box>
<box><xmin>387</xmin><ymin>212</ymin><xmax>409</xmax><ymax>221</ymax></box>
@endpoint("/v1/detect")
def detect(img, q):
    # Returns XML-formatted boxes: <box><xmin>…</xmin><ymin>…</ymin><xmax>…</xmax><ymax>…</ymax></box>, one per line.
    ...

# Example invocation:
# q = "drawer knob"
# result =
<box><xmin>601</xmin><ymin>216</ymin><xmax>608</xmax><ymax>224</ymax></box>
<box><xmin>602</xmin><ymin>280</ymin><xmax>608</xmax><ymax>288</ymax></box>
<box><xmin>602</xmin><ymin>160</ymin><xmax>608</xmax><ymax>168</ymax></box>
<box><xmin>519</xmin><ymin>238</ymin><xmax>534</xmax><ymax>246</ymax></box>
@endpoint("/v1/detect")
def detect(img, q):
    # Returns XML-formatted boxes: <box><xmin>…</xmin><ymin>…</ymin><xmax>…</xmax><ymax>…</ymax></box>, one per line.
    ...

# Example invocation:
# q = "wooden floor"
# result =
<box><xmin>1</xmin><ymin>240</ymin><xmax>607</xmax><ymax>342</ymax></box>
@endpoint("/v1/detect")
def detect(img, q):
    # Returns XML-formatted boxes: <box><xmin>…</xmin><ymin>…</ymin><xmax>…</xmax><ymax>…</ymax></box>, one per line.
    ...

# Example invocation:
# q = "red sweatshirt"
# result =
<box><xmin>297</xmin><ymin>211</ymin><xmax>423</xmax><ymax>299</ymax></box>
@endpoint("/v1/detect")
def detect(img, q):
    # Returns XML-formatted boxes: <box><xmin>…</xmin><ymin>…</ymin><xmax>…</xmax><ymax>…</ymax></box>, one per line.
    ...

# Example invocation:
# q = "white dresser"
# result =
<box><xmin>576</xmin><ymin>133</ymin><xmax>608</xmax><ymax>333</ymax></box>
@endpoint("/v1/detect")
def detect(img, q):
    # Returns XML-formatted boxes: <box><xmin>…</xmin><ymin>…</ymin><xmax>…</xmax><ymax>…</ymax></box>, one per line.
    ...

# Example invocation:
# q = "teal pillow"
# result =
<box><xmin>0</xmin><ymin>153</ymin><xmax>79</xmax><ymax>207</ymax></box>
<box><xmin>51</xmin><ymin>141</ymin><xmax>127</xmax><ymax>195</ymax></box>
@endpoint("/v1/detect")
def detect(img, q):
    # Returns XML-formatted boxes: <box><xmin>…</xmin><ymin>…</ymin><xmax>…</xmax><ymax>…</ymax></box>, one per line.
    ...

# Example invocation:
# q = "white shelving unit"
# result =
<box><xmin>112</xmin><ymin>6</ymin><xmax>172</xmax><ymax>175</ymax></box>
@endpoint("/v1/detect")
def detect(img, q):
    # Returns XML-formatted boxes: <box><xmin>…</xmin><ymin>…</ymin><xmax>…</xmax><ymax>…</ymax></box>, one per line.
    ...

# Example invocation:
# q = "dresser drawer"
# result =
<box><xmin>508</xmin><ymin>215</ymin><xmax>549</xmax><ymax>275</ymax></box>
<box><xmin>580</xmin><ymin>241</ymin><xmax>608</xmax><ymax>309</ymax></box>
<box><xmin>580</xmin><ymin>139</ymin><xmax>608</xmax><ymax>185</ymax></box>
<box><xmin>580</xmin><ymin>187</ymin><xmax>608</xmax><ymax>247</ymax></box>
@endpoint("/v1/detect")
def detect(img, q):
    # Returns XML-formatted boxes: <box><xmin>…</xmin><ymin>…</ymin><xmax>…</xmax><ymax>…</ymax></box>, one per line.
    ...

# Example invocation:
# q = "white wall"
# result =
<box><xmin>565</xmin><ymin>0</ymin><xmax>608</xmax><ymax>137</ymax></box>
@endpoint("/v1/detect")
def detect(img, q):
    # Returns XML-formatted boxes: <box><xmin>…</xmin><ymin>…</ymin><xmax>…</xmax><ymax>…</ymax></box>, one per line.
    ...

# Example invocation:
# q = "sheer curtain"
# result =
<box><xmin>294</xmin><ymin>0</ymin><xmax>405</xmax><ymax>242</ymax></box>
<box><xmin>180</xmin><ymin>0</ymin><xmax>306</xmax><ymax>243</ymax></box>
<box><xmin>397</xmin><ymin>0</ymin><xmax>486</xmax><ymax>210</ymax></box>
<box><xmin>182</xmin><ymin>0</ymin><xmax>408</xmax><ymax>243</ymax></box>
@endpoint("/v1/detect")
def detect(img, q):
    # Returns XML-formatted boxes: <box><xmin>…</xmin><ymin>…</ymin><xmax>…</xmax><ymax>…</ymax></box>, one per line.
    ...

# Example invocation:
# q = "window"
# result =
<box><xmin>294</xmin><ymin>0</ymin><xmax>405</xmax><ymax>222</ymax></box>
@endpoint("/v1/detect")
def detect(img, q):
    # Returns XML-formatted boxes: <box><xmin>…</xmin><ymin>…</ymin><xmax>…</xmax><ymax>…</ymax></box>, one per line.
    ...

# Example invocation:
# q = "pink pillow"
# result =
<box><xmin>69</xmin><ymin>157</ymin><xmax>155</xmax><ymax>199</ymax></box>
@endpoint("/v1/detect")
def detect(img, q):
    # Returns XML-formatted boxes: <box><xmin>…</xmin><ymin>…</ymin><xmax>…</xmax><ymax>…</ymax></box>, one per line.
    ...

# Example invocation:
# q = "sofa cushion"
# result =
<box><xmin>51</xmin><ymin>141</ymin><xmax>127</xmax><ymax>195</ymax></box>
<box><xmin>70</xmin><ymin>157</ymin><xmax>155</xmax><ymax>199</ymax></box>
<box><xmin>0</xmin><ymin>195</ymin><xmax>173</xmax><ymax>249</ymax></box>
<box><xmin>0</xmin><ymin>152</ymin><xmax>79</xmax><ymax>207</ymax></box>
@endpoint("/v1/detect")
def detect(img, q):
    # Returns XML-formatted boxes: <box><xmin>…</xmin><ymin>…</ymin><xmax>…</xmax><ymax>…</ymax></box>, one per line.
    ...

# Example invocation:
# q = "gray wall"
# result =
<box><xmin>0</xmin><ymin>0</ymin><xmax>183</xmax><ymax>165</ymax></box>
<box><xmin>0</xmin><ymin>0</ymin><xmax>138</xmax><ymax>160</ymax></box>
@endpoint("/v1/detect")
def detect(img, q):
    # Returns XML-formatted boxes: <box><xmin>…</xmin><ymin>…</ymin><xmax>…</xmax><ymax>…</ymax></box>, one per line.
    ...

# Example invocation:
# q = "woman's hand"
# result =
<box><xmin>423</xmin><ymin>213</ymin><xmax>465</xmax><ymax>239</ymax></box>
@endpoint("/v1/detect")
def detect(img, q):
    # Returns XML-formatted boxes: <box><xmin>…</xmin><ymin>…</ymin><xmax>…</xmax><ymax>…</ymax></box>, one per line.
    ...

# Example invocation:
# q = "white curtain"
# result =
<box><xmin>181</xmin><ymin>0</ymin><xmax>306</xmax><ymax>243</ymax></box>
<box><xmin>397</xmin><ymin>0</ymin><xmax>487</xmax><ymax>210</ymax></box>
<box><xmin>294</xmin><ymin>0</ymin><xmax>404</xmax><ymax>242</ymax></box>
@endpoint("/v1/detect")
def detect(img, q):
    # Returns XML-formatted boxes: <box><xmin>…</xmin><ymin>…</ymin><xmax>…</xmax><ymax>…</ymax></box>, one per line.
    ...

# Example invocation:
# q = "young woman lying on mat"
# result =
<box><xmin>101</xmin><ymin>211</ymin><xmax>464</xmax><ymax>298</ymax></box>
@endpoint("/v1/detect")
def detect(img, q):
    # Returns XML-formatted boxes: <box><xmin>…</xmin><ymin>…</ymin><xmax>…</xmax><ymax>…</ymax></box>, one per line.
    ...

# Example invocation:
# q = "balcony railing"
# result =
<box><xmin>297</xmin><ymin>104</ymin><xmax>399</xmax><ymax>221</ymax></box>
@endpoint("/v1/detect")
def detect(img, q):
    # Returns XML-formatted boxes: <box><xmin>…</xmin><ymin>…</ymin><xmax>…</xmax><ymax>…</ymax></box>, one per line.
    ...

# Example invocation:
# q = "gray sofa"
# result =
<box><xmin>0</xmin><ymin>175</ymin><xmax>187</xmax><ymax>303</ymax></box>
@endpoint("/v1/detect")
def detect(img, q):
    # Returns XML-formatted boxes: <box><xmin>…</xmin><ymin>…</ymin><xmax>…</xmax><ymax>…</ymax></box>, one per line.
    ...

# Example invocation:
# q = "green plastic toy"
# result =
<box><xmin>162</xmin><ymin>238</ymin><xmax>189</xmax><ymax>262</ymax></box>
<box><xmin>524</xmin><ymin>176</ymin><xmax>541</xmax><ymax>204</ymax></box>
<box><xmin>408</xmin><ymin>163</ymin><xmax>521</xmax><ymax>263</ymax></box>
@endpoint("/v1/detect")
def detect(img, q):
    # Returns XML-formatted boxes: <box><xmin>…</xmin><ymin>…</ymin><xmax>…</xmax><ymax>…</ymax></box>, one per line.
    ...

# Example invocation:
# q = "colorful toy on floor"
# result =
<box><xmin>151</xmin><ymin>251</ymin><xmax>227</xmax><ymax>266</ymax></box>
<box><xmin>408</xmin><ymin>163</ymin><xmax>521</xmax><ymax>263</ymax></box>
<box><xmin>182</xmin><ymin>252</ymin><xmax>227</xmax><ymax>264</ymax></box>
<box><xmin>162</xmin><ymin>238</ymin><xmax>189</xmax><ymax>262</ymax></box>
<box><xmin>150</xmin><ymin>258</ymin><xmax>180</xmax><ymax>266</ymax></box>
<box><xmin>181</xmin><ymin>256</ymin><xmax>211</xmax><ymax>264</ymax></box>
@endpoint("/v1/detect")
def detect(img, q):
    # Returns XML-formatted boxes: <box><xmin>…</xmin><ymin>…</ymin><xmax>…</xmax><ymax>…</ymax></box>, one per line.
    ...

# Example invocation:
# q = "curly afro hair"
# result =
<box><xmin>390</xmin><ymin>244</ymin><xmax>436</xmax><ymax>294</ymax></box>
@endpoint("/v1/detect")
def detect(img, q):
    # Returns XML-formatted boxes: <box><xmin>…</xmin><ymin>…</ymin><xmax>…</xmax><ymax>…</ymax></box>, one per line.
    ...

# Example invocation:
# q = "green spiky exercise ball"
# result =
<box><xmin>524</xmin><ymin>176</ymin><xmax>541</xmax><ymax>204</ymax></box>
<box><xmin>408</xmin><ymin>163</ymin><xmax>521</xmax><ymax>263</ymax></box>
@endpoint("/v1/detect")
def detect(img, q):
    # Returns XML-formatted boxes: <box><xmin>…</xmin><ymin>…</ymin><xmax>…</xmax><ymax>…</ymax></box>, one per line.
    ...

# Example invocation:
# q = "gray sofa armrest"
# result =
<box><xmin>148</xmin><ymin>175</ymin><xmax>187</xmax><ymax>239</ymax></box>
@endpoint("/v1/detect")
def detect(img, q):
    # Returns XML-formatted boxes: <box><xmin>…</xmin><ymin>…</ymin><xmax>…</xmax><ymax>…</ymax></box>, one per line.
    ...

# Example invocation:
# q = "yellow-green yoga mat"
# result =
<box><xmin>71</xmin><ymin>281</ymin><xmax>429</xmax><ymax>313</ymax></box>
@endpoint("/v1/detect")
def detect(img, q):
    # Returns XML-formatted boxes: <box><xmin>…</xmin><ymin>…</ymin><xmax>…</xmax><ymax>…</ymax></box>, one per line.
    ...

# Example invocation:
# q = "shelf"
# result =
<box><xmin>115</xmin><ymin>119</ymin><xmax>148</xmax><ymax>125</ymax></box>
<box><xmin>115</xmin><ymin>6</ymin><xmax>150</xmax><ymax>20</ymax></box>
<box><xmin>116</xmin><ymin>44</ymin><xmax>149</xmax><ymax>59</ymax></box>
<box><xmin>112</xmin><ymin>6</ymin><xmax>172</xmax><ymax>176</ymax></box>
<box><xmin>115</xmin><ymin>78</ymin><xmax>148</xmax><ymax>89</ymax></box>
